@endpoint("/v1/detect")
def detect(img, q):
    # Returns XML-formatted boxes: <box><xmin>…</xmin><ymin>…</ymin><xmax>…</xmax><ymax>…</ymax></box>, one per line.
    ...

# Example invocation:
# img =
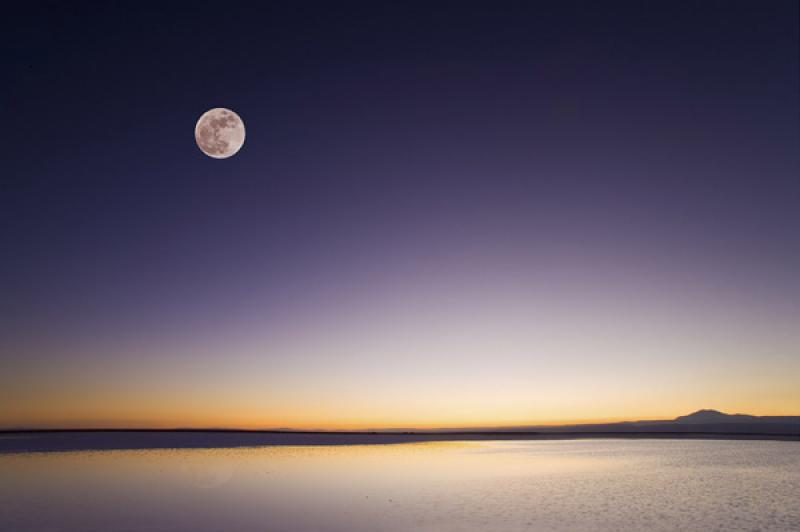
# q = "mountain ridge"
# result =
<box><xmin>418</xmin><ymin>410</ymin><xmax>800</xmax><ymax>435</ymax></box>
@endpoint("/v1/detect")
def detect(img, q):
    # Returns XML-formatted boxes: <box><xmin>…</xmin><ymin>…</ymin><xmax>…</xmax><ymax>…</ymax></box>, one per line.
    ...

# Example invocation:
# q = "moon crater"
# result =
<box><xmin>195</xmin><ymin>108</ymin><xmax>245</xmax><ymax>159</ymax></box>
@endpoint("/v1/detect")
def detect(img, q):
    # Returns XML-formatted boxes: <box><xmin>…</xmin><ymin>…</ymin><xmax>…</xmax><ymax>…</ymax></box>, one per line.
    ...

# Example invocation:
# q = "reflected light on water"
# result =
<box><xmin>1</xmin><ymin>440</ymin><xmax>799</xmax><ymax>531</ymax></box>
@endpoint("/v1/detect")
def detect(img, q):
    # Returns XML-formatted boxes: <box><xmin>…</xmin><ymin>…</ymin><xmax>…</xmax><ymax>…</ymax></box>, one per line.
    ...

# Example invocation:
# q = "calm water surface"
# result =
<box><xmin>1</xmin><ymin>439</ymin><xmax>798</xmax><ymax>531</ymax></box>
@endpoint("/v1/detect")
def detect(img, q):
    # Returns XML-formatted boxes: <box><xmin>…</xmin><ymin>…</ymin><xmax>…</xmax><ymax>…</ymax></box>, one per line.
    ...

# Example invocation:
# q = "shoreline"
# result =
<box><xmin>1</xmin><ymin>430</ymin><xmax>797</xmax><ymax>454</ymax></box>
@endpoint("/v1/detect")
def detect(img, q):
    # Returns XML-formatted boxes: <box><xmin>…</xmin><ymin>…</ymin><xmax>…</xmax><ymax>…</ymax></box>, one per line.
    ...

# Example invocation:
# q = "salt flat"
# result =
<box><xmin>2</xmin><ymin>439</ymin><xmax>799</xmax><ymax>531</ymax></box>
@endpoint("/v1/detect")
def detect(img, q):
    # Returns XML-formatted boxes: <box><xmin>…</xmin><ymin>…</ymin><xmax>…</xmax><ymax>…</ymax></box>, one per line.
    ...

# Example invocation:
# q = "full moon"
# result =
<box><xmin>195</xmin><ymin>108</ymin><xmax>245</xmax><ymax>159</ymax></box>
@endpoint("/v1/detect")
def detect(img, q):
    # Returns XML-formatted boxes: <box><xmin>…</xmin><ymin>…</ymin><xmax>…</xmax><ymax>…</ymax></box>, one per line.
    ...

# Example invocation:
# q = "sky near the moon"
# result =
<box><xmin>2</xmin><ymin>2</ymin><xmax>799</xmax><ymax>429</ymax></box>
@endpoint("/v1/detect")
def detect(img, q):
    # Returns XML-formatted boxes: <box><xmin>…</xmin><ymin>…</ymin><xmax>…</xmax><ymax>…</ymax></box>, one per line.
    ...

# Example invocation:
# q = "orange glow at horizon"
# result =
<box><xmin>4</xmin><ymin>382</ymin><xmax>799</xmax><ymax>430</ymax></box>
<box><xmin>3</xmin><ymin>260</ymin><xmax>799</xmax><ymax>431</ymax></box>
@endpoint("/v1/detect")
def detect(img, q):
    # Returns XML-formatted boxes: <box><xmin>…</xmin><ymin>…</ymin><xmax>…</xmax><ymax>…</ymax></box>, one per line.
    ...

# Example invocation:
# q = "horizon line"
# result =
<box><xmin>4</xmin><ymin>409</ymin><xmax>798</xmax><ymax>433</ymax></box>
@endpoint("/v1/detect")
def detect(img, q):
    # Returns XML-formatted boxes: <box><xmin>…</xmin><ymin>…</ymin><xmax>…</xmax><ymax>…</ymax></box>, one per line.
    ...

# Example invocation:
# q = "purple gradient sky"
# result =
<box><xmin>2</xmin><ymin>2</ymin><xmax>798</xmax><ymax>428</ymax></box>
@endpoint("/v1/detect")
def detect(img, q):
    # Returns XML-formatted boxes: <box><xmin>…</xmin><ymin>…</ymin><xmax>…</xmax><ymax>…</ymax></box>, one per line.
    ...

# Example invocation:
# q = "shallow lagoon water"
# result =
<box><xmin>1</xmin><ymin>439</ymin><xmax>798</xmax><ymax>531</ymax></box>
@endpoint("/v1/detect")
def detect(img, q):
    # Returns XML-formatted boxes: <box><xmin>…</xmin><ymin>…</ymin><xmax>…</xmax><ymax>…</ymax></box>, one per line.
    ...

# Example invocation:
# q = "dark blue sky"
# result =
<box><xmin>2</xmin><ymin>2</ymin><xmax>798</xmax><ymax>427</ymax></box>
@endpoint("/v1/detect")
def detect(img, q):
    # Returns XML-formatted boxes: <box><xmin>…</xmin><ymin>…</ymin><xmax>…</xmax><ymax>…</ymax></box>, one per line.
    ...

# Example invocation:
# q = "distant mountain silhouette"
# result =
<box><xmin>427</xmin><ymin>409</ymin><xmax>800</xmax><ymax>435</ymax></box>
<box><xmin>674</xmin><ymin>409</ymin><xmax>758</xmax><ymax>424</ymax></box>
<box><xmin>671</xmin><ymin>409</ymin><xmax>800</xmax><ymax>425</ymax></box>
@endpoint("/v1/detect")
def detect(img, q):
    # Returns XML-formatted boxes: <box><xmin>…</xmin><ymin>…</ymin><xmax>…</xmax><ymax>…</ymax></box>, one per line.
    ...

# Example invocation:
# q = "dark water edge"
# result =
<box><xmin>1</xmin><ymin>430</ymin><xmax>797</xmax><ymax>454</ymax></box>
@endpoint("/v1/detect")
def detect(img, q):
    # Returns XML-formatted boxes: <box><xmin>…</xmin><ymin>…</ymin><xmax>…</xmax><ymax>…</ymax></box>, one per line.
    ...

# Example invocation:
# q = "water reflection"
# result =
<box><xmin>1</xmin><ymin>440</ymin><xmax>799</xmax><ymax>531</ymax></box>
